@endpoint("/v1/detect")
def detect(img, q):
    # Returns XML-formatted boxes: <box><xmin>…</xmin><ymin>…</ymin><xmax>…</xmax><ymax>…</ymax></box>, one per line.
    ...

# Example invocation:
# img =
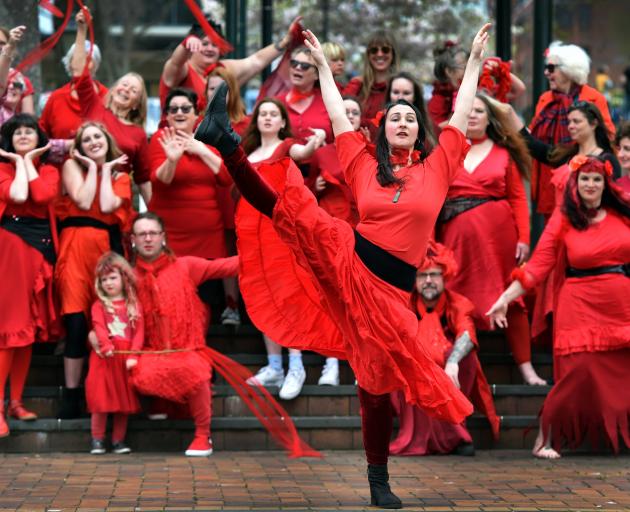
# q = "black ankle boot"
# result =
<box><xmin>58</xmin><ymin>387</ymin><xmax>82</xmax><ymax>419</ymax></box>
<box><xmin>194</xmin><ymin>82</ymin><xmax>240</xmax><ymax>155</ymax></box>
<box><xmin>367</xmin><ymin>464</ymin><xmax>402</xmax><ymax>509</ymax></box>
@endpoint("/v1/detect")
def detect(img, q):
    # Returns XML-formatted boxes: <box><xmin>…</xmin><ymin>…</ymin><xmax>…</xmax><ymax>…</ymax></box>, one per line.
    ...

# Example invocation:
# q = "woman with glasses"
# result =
<box><xmin>55</xmin><ymin>121</ymin><xmax>132</xmax><ymax>419</ymax></box>
<box><xmin>529</xmin><ymin>41</ymin><xmax>615</xmax><ymax>220</ymax></box>
<box><xmin>343</xmin><ymin>31</ymin><xmax>399</xmax><ymax>134</ymax></box>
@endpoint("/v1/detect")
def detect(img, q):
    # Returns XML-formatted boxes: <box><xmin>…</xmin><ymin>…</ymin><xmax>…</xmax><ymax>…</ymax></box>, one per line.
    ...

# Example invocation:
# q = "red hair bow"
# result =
<box><xmin>604</xmin><ymin>160</ymin><xmax>613</xmax><ymax>176</ymax></box>
<box><xmin>370</xmin><ymin>110</ymin><xmax>384</xmax><ymax>128</ymax></box>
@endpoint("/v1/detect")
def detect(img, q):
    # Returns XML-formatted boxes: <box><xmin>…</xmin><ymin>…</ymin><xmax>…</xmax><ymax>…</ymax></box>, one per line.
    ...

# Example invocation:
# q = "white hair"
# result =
<box><xmin>62</xmin><ymin>41</ymin><xmax>102</xmax><ymax>77</ymax></box>
<box><xmin>547</xmin><ymin>41</ymin><xmax>591</xmax><ymax>86</ymax></box>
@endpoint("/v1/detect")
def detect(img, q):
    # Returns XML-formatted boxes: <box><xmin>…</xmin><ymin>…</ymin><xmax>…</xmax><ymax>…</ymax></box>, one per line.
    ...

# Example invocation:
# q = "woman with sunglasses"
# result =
<box><xmin>195</xmin><ymin>24</ymin><xmax>491</xmax><ymax>508</ymax></box>
<box><xmin>0</xmin><ymin>26</ymin><xmax>35</xmax><ymax>127</ymax></box>
<box><xmin>529</xmin><ymin>41</ymin><xmax>615</xmax><ymax>219</ymax></box>
<box><xmin>343</xmin><ymin>31</ymin><xmax>398</xmax><ymax>134</ymax></box>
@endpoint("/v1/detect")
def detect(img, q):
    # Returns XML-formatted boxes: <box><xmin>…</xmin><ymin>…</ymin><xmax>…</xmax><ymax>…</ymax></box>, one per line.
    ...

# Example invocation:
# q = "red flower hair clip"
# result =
<box><xmin>370</xmin><ymin>110</ymin><xmax>384</xmax><ymax>128</ymax></box>
<box><xmin>603</xmin><ymin>160</ymin><xmax>613</xmax><ymax>176</ymax></box>
<box><xmin>568</xmin><ymin>154</ymin><xmax>589</xmax><ymax>172</ymax></box>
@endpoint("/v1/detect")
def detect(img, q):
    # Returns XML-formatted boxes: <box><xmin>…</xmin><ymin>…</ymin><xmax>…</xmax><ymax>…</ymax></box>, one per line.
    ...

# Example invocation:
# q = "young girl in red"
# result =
<box><xmin>86</xmin><ymin>252</ymin><xmax>143</xmax><ymax>455</ymax></box>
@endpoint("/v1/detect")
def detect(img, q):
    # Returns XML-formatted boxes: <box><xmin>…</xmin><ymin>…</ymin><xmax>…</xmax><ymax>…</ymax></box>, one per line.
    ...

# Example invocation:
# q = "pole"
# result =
<box><xmin>495</xmin><ymin>0</ymin><xmax>512</xmax><ymax>60</ymax></box>
<box><xmin>261</xmin><ymin>0</ymin><xmax>273</xmax><ymax>80</ymax></box>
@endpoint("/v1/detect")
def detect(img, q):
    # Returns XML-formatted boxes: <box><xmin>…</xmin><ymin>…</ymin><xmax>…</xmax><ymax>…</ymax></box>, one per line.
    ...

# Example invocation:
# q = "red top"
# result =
<box><xmin>278</xmin><ymin>89</ymin><xmax>333</xmax><ymax>144</ymax></box>
<box><xmin>336</xmin><ymin>126</ymin><xmax>468</xmax><ymax>266</ymax></box>
<box><xmin>617</xmin><ymin>175</ymin><xmax>630</xmax><ymax>194</ymax></box>
<box><xmin>249</xmin><ymin>138</ymin><xmax>297</xmax><ymax>167</ymax></box>
<box><xmin>39</xmin><ymin>80</ymin><xmax>109</xmax><ymax>140</ymax></box>
<box><xmin>159</xmin><ymin>63</ymin><xmax>208</xmax><ymax>113</ymax></box>
<box><xmin>0</xmin><ymin>162</ymin><xmax>59</xmax><ymax>220</ymax></box>
<box><xmin>446</xmin><ymin>144</ymin><xmax>530</xmax><ymax>244</ymax></box>
<box><xmin>76</xmin><ymin>71</ymin><xmax>150</xmax><ymax>184</ymax></box>
<box><xmin>427</xmin><ymin>82</ymin><xmax>456</xmax><ymax>136</ymax></box>
<box><xmin>343</xmin><ymin>77</ymin><xmax>387</xmax><ymax>130</ymax></box>
<box><xmin>91</xmin><ymin>299</ymin><xmax>144</xmax><ymax>355</ymax></box>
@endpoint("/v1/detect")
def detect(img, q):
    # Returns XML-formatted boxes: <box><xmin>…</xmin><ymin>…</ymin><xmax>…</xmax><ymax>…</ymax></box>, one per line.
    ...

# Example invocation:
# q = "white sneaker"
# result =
<box><xmin>246</xmin><ymin>365</ymin><xmax>285</xmax><ymax>387</ymax></box>
<box><xmin>318</xmin><ymin>358</ymin><xmax>339</xmax><ymax>386</ymax></box>
<box><xmin>221</xmin><ymin>307</ymin><xmax>241</xmax><ymax>326</ymax></box>
<box><xmin>279</xmin><ymin>367</ymin><xmax>306</xmax><ymax>400</ymax></box>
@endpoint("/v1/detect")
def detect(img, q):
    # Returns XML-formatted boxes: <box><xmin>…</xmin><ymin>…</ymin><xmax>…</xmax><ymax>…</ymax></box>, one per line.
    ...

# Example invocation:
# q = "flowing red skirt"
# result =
<box><xmin>438</xmin><ymin>199</ymin><xmax>520</xmax><ymax>330</ymax></box>
<box><xmin>542</xmin><ymin>348</ymin><xmax>630</xmax><ymax>453</ymax></box>
<box><xmin>85</xmin><ymin>337</ymin><xmax>140</xmax><ymax>414</ymax></box>
<box><xmin>236</xmin><ymin>158</ymin><xmax>472</xmax><ymax>423</ymax></box>
<box><xmin>0</xmin><ymin>228</ymin><xmax>60</xmax><ymax>347</ymax></box>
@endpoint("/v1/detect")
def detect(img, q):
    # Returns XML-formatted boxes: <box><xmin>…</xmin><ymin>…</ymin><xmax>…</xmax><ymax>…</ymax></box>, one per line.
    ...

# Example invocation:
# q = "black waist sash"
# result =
<box><xmin>438</xmin><ymin>196</ymin><xmax>501</xmax><ymax>223</ymax></box>
<box><xmin>1</xmin><ymin>215</ymin><xmax>56</xmax><ymax>264</ymax></box>
<box><xmin>58</xmin><ymin>216</ymin><xmax>123</xmax><ymax>256</ymax></box>
<box><xmin>566</xmin><ymin>264</ymin><xmax>630</xmax><ymax>278</ymax></box>
<box><xmin>353</xmin><ymin>230</ymin><xmax>416</xmax><ymax>292</ymax></box>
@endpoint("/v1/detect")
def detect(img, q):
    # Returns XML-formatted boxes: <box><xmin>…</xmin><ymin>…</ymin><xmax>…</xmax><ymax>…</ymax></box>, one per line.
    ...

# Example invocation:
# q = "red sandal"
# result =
<box><xmin>8</xmin><ymin>401</ymin><xmax>37</xmax><ymax>421</ymax></box>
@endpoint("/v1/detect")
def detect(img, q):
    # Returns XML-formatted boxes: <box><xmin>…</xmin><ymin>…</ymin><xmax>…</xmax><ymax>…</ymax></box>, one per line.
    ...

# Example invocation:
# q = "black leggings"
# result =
<box><xmin>63</xmin><ymin>312</ymin><xmax>89</xmax><ymax>358</ymax></box>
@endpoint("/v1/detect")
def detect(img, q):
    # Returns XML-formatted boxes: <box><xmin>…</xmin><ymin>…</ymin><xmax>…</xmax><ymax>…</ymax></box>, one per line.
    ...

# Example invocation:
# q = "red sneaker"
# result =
<box><xmin>8</xmin><ymin>401</ymin><xmax>37</xmax><ymax>421</ymax></box>
<box><xmin>0</xmin><ymin>413</ymin><xmax>9</xmax><ymax>438</ymax></box>
<box><xmin>185</xmin><ymin>436</ymin><xmax>213</xmax><ymax>457</ymax></box>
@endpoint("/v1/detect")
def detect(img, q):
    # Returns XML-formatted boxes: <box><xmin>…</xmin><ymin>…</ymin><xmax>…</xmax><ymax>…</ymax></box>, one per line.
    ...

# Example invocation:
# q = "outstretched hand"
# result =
<box><xmin>25</xmin><ymin>143</ymin><xmax>52</xmax><ymax>161</ymax></box>
<box><xmin>302</xmin><ymin>29</ymin><xmax>327</xmax><ymax>67</ymax></box>
<box><xmin>470</xmin><ymin>23</ymin><xmax>492</xmax><ymax>61</ymax></box>
<box><xmin>8</xmin><ymin>25</ymin><xmax>26</xmax><ymax>47</ymax></box>
<box><xmin>486</xmin><ymin>297</ymin><xmax>508</xmax><ymax>329</ymax></box>
<box><xmin>102</xmin><ymin>154</ymin><xmax>129</xmax><ymax>172</ymax></box>
<box><xmin>0</xmin><ymin>148</ymin><xmax>22</xmax><ymax>162</ymax></box>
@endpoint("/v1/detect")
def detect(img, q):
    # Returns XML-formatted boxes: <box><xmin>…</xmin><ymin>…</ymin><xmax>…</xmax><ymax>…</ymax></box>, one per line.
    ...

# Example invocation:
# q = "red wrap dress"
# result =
<box><xmin>147</xmin><ymin>129</ymin><xmax>232</xmax><ymax>258</ymax></box>
<box><xmin>438</xmin><ymin>143</ymin><xmax>530</xmax><ymax>329</ymax></box>
<box><xmin>390</xmin><ymin>290</ymin><xmax>499</xmax><ymax>455</ymax></box>
<box><xmin>515</xmin><ymin>208</ymin><xmax>630</xmax><ymax>452</ymax></box>
<box><xmin>0</xmin><ymin>162</ymin><xmax>60</xmax><ymax>345</ymax></box>
<box><xmin>86</xmin><ymin>300</ymin><xmax>142</xmax><ymax>413</ymax></box>
<box><xmin>236</xmin><ymin>126</ymin><xmax>474</xmax><ymax>421</ymax></box>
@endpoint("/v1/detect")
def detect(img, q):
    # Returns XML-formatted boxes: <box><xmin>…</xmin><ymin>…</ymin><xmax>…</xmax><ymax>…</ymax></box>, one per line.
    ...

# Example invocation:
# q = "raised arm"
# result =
<box><xmin>70</xmin><ymin>8</ymin><xmax>90</xmax><ymax>77</ymax></box>
<box><xmin>0</xmin><ymin>26</ymin><xmax>25</xmax><ymax>97</ymax></box>
<box><xmin>449</xmin><ymin>23</ymin><xmax>491</xmax><ymax>133</ymax></box>
<box><xmin>302</xmin><ymin>30</ymin><xmax>352</xmax><ymax>137</ymax></box>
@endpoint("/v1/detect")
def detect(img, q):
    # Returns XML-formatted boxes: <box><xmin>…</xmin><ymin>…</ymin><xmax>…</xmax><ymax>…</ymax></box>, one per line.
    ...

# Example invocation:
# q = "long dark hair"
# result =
<box><xmin>549</xmin><ymin>101</ymin><xmax>614</xmax><ymax>166</ymax></box>
<box><xmin>241</xmin><ymin>98</ymin><xmax>293</xmax><ymax>155</ymax></box>
<box><xmin>562</xmin><ymin>156</ymin><xmax>630</xmax><ymax>230</ymax></box>
<box><xmin>386</xmin><ymin>72</ymin><xmax>436</xmax><ymax>149</ymax></box>
<box><xmin>375</xmin><ymin>99</ymin><xmax>427</xmax><ymax>188</ymax></box>
<box><xmin>0</xmin><ymin>113</ymin><xmax>50</xmax><ymax>162</ymax></box>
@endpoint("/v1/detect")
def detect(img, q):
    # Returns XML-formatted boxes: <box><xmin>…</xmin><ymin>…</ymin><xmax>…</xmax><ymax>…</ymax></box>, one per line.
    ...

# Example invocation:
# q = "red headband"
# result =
<box><xmin>568</xmin><ymin>154</ymin><xmax>613</xmax><ymax>176</ymax></box>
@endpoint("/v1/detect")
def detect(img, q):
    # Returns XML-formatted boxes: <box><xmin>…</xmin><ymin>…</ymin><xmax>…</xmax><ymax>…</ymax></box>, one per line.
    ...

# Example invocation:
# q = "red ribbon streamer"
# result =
<box><xmin>182</xmin><ymin>0</ymin><xmax>233</xmax><ymax>55</ymax></box>
<box><xmin>40</xmin><ymin>0</ymin><xmax>64</xmax><ymax>18</ymax></box>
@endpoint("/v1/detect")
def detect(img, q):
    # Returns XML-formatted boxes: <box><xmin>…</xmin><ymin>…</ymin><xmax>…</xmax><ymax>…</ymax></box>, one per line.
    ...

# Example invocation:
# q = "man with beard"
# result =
<box><xmin>389</xmin><ymin>241</ymin><xmax>499</xmax><ymax>456</ymax></box>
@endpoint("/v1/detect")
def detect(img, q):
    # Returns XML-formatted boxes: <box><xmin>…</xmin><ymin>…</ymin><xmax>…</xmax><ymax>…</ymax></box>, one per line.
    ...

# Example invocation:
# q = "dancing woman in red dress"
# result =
<box><xmin>488</xmin><ymin>156</ymin><xmax>630</xmax><ymax>459</ymax></box>
<box><xmin>196</xmin><ymin>24</ymin><xmax>492</xmax><ymax>509</ymax></box>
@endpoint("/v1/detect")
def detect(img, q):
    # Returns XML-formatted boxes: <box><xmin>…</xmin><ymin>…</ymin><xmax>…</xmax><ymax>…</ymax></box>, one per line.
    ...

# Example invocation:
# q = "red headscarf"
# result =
<box><xmin>419</xmin><ymin>240</ymin><xmax>458</xmax><ymax>279</ymax></box>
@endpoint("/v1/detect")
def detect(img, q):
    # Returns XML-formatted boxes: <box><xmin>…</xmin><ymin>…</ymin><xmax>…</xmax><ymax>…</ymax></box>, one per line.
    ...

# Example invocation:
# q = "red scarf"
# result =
<box><xmin>415</xmin><ymin>294</ymin><xmax>451</xmax><ymax>366</ymax></box>
<box><xmin>287</xmin><ymin>87</ymin><xmax>315</xmax><ymax>105</ymax></box>
<box><xmin>530</xmin><ymin>85</ymin><xmax>581</xmax><ymax>145</ymax></box>
<box><xmin>390</xmin><ymin>147</ymin><xmax>422</xmax><ymax>167</ymax></box>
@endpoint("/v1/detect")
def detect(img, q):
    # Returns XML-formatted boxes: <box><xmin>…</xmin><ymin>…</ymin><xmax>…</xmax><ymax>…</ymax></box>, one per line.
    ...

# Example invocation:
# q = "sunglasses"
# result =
<box><xmin>167</xmin><ymin>105</ymin><xmax>194</xmax><ymax>114</ymax></box>
<box><xmin>544</xmin><ymin>63</ymin><xmax>557</xmax><ymax>73</ymax></box>
<box><xmin>368</xmin><ymin>45</ymin><xmax>392</xmax><ymax>55</ymax></box>
<box><xmin>290</xmin><ymin>59</ymin><xmax>316</xmax><ymax>71</ymax></box>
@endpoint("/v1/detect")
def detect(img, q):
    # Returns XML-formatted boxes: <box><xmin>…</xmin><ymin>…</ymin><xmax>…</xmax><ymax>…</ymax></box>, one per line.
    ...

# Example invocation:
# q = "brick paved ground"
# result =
<box><xmin>0</xmin><ymin>450</ymin><xmax>629</xmax><ymax>511</ymax></box>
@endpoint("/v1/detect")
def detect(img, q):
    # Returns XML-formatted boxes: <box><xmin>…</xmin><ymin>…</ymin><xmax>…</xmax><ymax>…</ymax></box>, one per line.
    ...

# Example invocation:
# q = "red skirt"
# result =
<box><xmin>542</xmin><ymin>348</ymin><xmax>630</xmax><ymax>453</ymax></box>
<box><xmin>438</xmin><ymin>199</ymin><xmax>520</xmax><ymax>330</ymax></box>
<box><xmin>236</xmin><ymin>158</ymin><xmax>472</xmax><ymax>423</ymax></box>
<box><xmin>85</xmin><ymin>338</ymin><xmax>140</xmax><ymax>414</ymax></box>
<box><xmin>129</xmin><ymin>350</ymin><xmax>211</xmax><ymax>403</ymax></box>
<box><xmin>0</xmin><ymin>228</ymin><xmax>60</xmax><ymax>347</ymax></box>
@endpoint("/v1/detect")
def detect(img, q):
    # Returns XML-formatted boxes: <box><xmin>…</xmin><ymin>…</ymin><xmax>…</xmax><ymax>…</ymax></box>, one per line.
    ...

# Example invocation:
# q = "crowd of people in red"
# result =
<box><xmin>1</xmin><ymin>6</ymin><xmax>630</xmax><ymax>509</ymax></box>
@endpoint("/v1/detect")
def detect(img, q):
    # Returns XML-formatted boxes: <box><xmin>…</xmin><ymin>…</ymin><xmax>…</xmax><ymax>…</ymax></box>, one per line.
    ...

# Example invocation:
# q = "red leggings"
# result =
<box><xmin>188</xmin><ymin>381</ymin><xmax>212</xmax><ymax>438</ymax></box>
<box><xmin>91</xmin><ymin>413</ymin><xmax>129</xmax><ymax>443</ymax></box>
<box><xmin>358</xmin><ymin>386</ymin><xmax>393</xmax><ymax>465</ymax></box>
<box><xmin>506</xmin><ymin>304</ymin><xmax>531</xmax><ymax>365</ymax></box>
<box><xmin>0</xmin><ymin>346</ymin><xmax>33</xmax><ymax>404</ymax></box>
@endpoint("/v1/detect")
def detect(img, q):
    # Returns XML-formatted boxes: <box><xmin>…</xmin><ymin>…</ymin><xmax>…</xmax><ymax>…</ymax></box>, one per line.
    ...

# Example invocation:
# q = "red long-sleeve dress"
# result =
<box><xmin>147</xmin><ymin>129</ymin><xmax>232</xmax><ymax>258</ymax></box>
<box><xmin>277</xmin><ymin>90</ymin><xmax>334</xmax><ymax>144</ymax></box>
<box><xmin>76</xmin><ymin>71</ymin><xmax>150</xmax><ymax>185</ymax></box>
<box><xmin>390</xmin><ymin>290</ymin><xmax>498</xmax><ymax>455</ymax></box>
<box><xmin>86</xmin><ymin>300</ymin><xmax>142</xmax><ymax>413</ymax></box>
<box><xmin>236</xmin><ymin>126</ymin><xmax>473</xmax><ymax>421</ymax></box>
<box><xmin>0</xmin><ymin>162</ymin><xmax>60</xmax><ymax>345</ymax></box>
<box><xmin>515</xmin><ymin>208</ymin><xmax>630</xmax><ymax>452</ymax></box>
<box><xmin>437</xmin><ymin>143</ymin><xmax>530</xmax><ymax>329</ymax></box>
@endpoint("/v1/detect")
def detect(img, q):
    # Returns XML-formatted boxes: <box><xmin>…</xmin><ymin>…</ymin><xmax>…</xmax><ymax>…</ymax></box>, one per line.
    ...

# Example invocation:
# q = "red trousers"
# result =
<box><xmin>91</xmin><ymin>413</ymin><xmax>129</xmax><ymax>442</ymax></box>
<box><xmin>187</xmin><ymin>381</ymin><xmax>212</xmax><ymax>438</ymax></box>
<box><xmin>506</xmin><ymin>304</ymin><xmax>531</xmax><ymax>365</ymax></box>
<box><xmin>0</xmin><ymin>346</ymin><xmax>32</xmax><ymax>404</ymax></box>
<box><xmin>358</xmin><ymin>386</ymin><xmax>392</xmax><ymax>465</ymax></box>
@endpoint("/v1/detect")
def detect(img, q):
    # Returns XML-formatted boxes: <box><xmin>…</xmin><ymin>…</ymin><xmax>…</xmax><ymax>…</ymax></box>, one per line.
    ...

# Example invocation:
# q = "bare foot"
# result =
<box><xmin>519</xmin><ymin>362</ymin><xmax>547</xmax><ymax>385</ymax></box>
<box><xmin>533</xmin><ymin>446</ymin><xmax>561</xmax><ymax>459</ymax></box>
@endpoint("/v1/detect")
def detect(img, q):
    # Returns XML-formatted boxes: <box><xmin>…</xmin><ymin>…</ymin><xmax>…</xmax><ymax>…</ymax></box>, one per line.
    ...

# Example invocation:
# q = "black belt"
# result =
<box><xmin>58</xmin><ymin>216</ymin><xmax>124</xmax><ymax>256</ymax></box>
<box><xmin>566</xmin><ymin>264</ymin><xmax>630</xmax><ymax>278</ymax></box>
<box><xmin>353</xmin><ymin>231</ymin><xmax>416</xmax><ymax>292</ymax></box>
<box><xmin>1</xmin><ymin>215</ymin><xmax>56</xmax><ymax>264</ymax></box>
<box><xmin>438</xmin><ymin>196</ymin><xmax>501</xmax><ymax>223</ymax></box>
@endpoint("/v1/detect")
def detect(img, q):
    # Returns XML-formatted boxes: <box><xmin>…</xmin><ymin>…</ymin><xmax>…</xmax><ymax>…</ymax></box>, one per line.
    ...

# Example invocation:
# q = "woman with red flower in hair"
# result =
<box><xmin>488</xmin><ymin>155</ymin><xmax>630</xmax><ymax>459</ymax></box>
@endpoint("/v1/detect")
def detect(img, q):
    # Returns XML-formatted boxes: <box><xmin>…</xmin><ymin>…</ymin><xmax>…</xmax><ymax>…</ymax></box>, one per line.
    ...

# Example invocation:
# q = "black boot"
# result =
<box><xmin>367</xmin><ymin>464</ymin><xmax>402</xmax><ymax>509</ymax></box>
<box><xmin>58</xmin><ymin>387</ymin><xmax>82</xmax><ymax>419</ymax></box>
<box><xmin>194</xmin><ymin>81</ymin><xmax>241</xmax><ymax>156</ymax></box>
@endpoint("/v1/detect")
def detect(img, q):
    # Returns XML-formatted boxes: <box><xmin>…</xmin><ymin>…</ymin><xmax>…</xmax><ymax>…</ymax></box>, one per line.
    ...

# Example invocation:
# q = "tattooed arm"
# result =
<box><xmin>444</xmin><ymin>331</ymin><xmax>474</xmax><ymax>389</ymax></box>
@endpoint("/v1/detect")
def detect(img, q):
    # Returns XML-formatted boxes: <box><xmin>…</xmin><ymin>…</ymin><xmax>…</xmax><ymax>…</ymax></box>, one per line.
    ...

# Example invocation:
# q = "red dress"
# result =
<box><xmin>236</xmin><ymin>127</ymin><xmax>473</xmax><ymax>422</ymax></box>
<box><xmin>343</xmin><ymin>78</ymin><xmax>387</xmax><ymax>135</ymax></box>
<box><xmin>427</xmin><ymin>82</ymin><xmax>456</xmax><ymax>137</ymax></box>
<box><xmin>76</xmin><ymin>70</ymin><xmax>150</xmax><ymax>184</ymax></box>
<box><xmin>0</xmin><ymin>162</ymin><xmax>60</xmax><ymax>346</ymax></box>
<box><xmin>86</xmin><ymin>300</ymin><xmax>142</xmax><ymax>413</ymax></box>
<box><xmin>516</xmin><ymin>208</ymin><xmax>630</xmax><ymax>451</ymax></box>
<box><xmin>147</xmin><ymin>129</ymin><xmax>232</xmax><ymax>258</ymax></box>
<box><xmin>130</xmin><ymin>254</ymin><xmax>239</xmax><ymax>403</ymax></box>
<box><xmin>278</xmin><ymin>90</ymin><xmax>334</xmax><ymax>144</ymax></box>
<box><xmin>390</xmin><ymin>291</ymin><xmax>499</xmax><ymax>455</ymax></box>
<box><xmin>55</xmin><ymin>172</ymin><xmax>132</xmax><ymax>316</ymax></box>
<box><xmin>39</xmin><ymin>80</ymin><xmax>109</xmax><ymax>139</ymax></box>
<box><xmin>437</xmin><ymin>144</ymin><xmax>530</xmax><ymax>329</ymax></box>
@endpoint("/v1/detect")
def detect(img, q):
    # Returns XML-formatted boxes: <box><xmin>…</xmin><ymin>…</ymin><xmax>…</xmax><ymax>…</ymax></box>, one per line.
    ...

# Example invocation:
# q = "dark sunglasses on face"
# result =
<box><xmin>368</xmin><ymin>45</ymin><xmax>392</xmax><ymax>55</ymax></box>
<box><xmin>544</xmin><ymin>63</ymin><xmax>557</xmax><ymax>73</ymax></box>
<box><xmin>167</xmin><ymin>105</ymin><xmax>194</xmax><ymax>114</ymax></box>
<box><xmin>290</xmin><ymin>59</ymin><xmax>315</xmax><ymax>71</ymax></box>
